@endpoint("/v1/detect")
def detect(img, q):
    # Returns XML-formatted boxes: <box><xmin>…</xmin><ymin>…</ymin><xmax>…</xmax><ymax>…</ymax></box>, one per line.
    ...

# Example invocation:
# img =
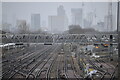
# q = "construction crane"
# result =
<box><xmin>82</xmin><ymin>2</ymin><xmax>84</xmax><ymax>28</ymax></box>
<box><xmin>107</xmin><ymin>1</ymin><xmax>113</xmax><ymax>32</ymax></box>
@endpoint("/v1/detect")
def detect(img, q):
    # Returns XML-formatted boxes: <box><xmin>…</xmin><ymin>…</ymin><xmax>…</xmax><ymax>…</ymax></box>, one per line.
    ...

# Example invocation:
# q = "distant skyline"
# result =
<box><xmin>2</xmin><ymin>2</ymin><xmax>117</xmax><ymax>31</ymax></box>
<box><xmin>31</xmin><ymin>14</ymin><xmax>41</xmax><ymax>31</ymax></box>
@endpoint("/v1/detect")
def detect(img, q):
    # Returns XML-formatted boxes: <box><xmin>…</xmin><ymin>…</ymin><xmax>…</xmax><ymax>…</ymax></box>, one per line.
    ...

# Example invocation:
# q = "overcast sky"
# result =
<box><xmin>2</xmin><ymin>2</ymin><xmax>117</xmax><ymax>30</ymax></box>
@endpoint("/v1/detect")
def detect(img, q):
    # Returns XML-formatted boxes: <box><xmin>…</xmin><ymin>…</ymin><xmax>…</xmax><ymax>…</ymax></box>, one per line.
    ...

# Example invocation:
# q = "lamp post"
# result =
<box><xmin>110</xmin><ymin>35</ymin><xmax>113</xmax><ymax>61</ymax></box>
<box><xmin>117</xmin><ymin>1</ymin><xmax>120</xmax><ymax>80</ymax></box>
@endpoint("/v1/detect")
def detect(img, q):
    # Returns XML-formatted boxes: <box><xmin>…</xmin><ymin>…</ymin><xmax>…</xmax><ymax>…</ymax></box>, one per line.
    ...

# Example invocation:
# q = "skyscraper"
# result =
<box><xmin>84</xmin><ymin>12</ymin><xmax>94</xmax><ymax>29</ymax></box>
<box><xmin>104</xmin><ymin>15</ymin><xmax>108</xmax><ymax>31</ymax></box>
<box><xmin>107</xmin><ymin>2</ymin><xmax>113</xmax><ymax>31</ymax></box>
<box><xmin>71</xmin><ymin>8</ymin><xmax>83</xmax><ymax>28</ymax></box>
<box><xmin>31</xmin><ymin>14</ymin><xmax>40</xmax><ymax>31</ymax></box>
<box><xmin>48</xmin><ymin>16</ymin><xmax>67</xmax><ymax>33</ymax></box>
<box><xmin>57</xmin><ymin>5</ymin><xmax>65</xmax><ymax>16</ymax></box>
<box><xmin>48</xmin><ymin>5</ymin><xmax>68</xmax><ymax>34</ymax></box>
<box><xmin>104</xmin><ymin>15</ymin><xmax>114</xmax><ymax>32</ymax></box>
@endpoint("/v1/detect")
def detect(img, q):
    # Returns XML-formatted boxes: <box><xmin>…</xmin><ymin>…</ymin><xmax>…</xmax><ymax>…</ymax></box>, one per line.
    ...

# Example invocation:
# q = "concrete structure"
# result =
<box><xmin>104</xmin><ymin>15</ymin><xmax>108</xmax><ymax>31</ymax></box>
<box><xmin>31</xmin><ymin>14</ymin><xmax>40</xmax><ymax>31</ymax></box>
<box><xmin>48</xmin><ymin>16</ymin><xmax>68</xmax><ymax>34</ymax></box>
<box><xmin>83</xmin><ymin>19</ymin><xmax>90</xmax><ymax>29</ymax></box>
<box><xmin>71</xmin><ymin>8</ymin><xmax>83</xmax><ymax>28</ymax></box>
<box><xmin>83</xmin><ymin>12</ymin><xmax>94</xmax><ymax>29</ymax></box>
<box><xmin>104</xmin><ymin>15</ymin><xmax>113</xmax><ymax>32</ymax></box>
<box><xmin>97</xmin><ymin>22</ymin><xmax>104</xmax><ymax>32</ymax></box>
<box><xmin>108</xmin><ymin>2</ymin><xmax>113</xmax><ymax>31</ymax></box>
<box><xmin>48</xmin><ymin>5</ymin><xmax>68</xmax><ymax>34</ymax></box>
<box><xmin>16</xmin><ymin>20</ymin><xmax>29</xmax><ymax>33</ymax></box>
<box><xmin>57</xmin><ymin>5</ymin><xmax>65</xmax><ymax>16</ymax></box>
<box><xmin>2</xmin><ymin>23</ymin><xmax>11</xmax><ymax>32</ymax></box>
<box><xmin>103</xmin><ymin>2</ymin><xmax>114</xmax><ymax>32</ymax></box>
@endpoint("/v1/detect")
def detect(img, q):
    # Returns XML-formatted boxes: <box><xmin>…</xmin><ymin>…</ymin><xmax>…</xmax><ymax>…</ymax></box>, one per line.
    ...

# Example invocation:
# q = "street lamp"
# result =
<box><xmin>117</xmin><ymin>1</ymin><xmax>120</xmax><ymax>80</ymax></box>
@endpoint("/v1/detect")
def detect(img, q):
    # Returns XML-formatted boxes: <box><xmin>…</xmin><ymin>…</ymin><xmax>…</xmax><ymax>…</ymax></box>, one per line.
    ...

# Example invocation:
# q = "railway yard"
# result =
<box><xmin>0</xmin><ymin>34</ymin><xmax>118</xmax><ymax>80</ymax></box>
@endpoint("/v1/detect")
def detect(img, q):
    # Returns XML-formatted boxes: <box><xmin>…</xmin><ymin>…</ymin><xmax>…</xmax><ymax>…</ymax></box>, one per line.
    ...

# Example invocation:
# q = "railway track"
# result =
<box><xmin>71</xmin><ymin>56</ymin><xmax>83</xmax><ymax>79</ymax></box>
<box><xmin>45</xmin><ymin>52</ymin><xmax>59</xmax><ymax>79</ymax></box>
<box><xmin>2</xmin><ymin>44</ymin><xmax>45</xmax><ymax>67</ymax></box>
<box><xmin>1</xmin><ymin>42</ymin><xmax>118</xmax><ymax>80</ymax></box>
<box><xmin>2</xmin><ymin>44</ymin><xmax>55</xmax><ymax>79</ymax></box>
<box><xmin>82</xmin><ymin>54</ymin><xmax>116</xmax><ymax>79</ymax></box>
<box><xmin>94</xmin><ymin>59</ymin><xmax>118</xmax><ymax>80</ymax></box>
<box><xmin>12</xmin><ymin>45</ymin><xmax>56</xmax><ymax>79</ymax></box>
<box><xmin>2</xmin><ymin>45</ymin><xmax>50</xmax><ymax>76</ymax></box>
<box><xmin>9</xmin><ymin>45</ymin><xmax>57</xmax><ymax>79</ymax></box>
<box><xmin>35</xmin><ymin>45</ymin><xmax>60</xmax><ymax>79</ymax></box>
<box><xmin>64</xmin><ymin>51</ymin><xmax>81</xmax><ymax>79</ymax></box>
<box><xmin>45</xmin><ymin>49</ymin><xmax>65</xmax><ymax>79</ymax></box>
<box><xmin>26</xmin><ymin>44</ymin><xmax>60</xmax><ymax>79</ymax></box>
<box><xmin>43</xmin><ymin>49</ymin><xmax>81</xmax><ymax>79</ymax></box>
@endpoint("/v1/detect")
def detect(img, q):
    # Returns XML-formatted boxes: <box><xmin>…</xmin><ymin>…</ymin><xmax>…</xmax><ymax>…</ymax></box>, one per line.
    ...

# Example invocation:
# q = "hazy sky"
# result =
<box><xmin>2</xmin><ymin>2</ymin><xmax>117</xmax><ymax>30</ymax></box>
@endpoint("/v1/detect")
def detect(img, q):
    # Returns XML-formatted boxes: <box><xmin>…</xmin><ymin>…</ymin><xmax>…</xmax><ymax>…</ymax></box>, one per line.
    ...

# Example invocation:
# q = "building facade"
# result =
<box><xmin>71</xmin><ymin>8</ymin><xmax>83</xmax><ymax>28</ymax></box>
<box><xmin>31</xmin><ymin>14</ymin><xmax>40</xmax><ymax>31</ymax></box>
<box><xmin>48</xmin><ymin>5</ymin><xmax>68</xmax><ymax>34</ymax></box>
<box><xmin>16</xmin><ymin>20</ymin><xmax>29</xmax><ymax>33</ymax></box>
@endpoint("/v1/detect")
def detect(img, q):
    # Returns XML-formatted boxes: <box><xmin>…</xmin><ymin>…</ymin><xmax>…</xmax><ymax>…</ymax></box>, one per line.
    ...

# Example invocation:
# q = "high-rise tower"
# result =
<box><xmin>31</xmin><ymin>14</ymin><xmax>40</xmax><ymax>31</ymax></box>
<box><xmin>107</xmin><ymin>2</ymin><xmax>113</xmax><ymax>31</ymax></box>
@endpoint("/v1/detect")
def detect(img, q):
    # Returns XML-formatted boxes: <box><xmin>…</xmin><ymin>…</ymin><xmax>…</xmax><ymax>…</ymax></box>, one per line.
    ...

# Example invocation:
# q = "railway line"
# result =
<box><xmin>29</xmin><ymin>44</ymin><xmax>60</xmax><ymax>79</ymax></box>
<box><xmin>2</xmin><ymin>44</ymin><xmax>49</xmax><ymax>72</ymax></box>
<box><xmin>14</xmin><ymin>45</ymin><xmax>57</xmax><ymax>79</ymax></box>
<box><xmin>2</xmin><ymin>44</ymin><xmax>56</xmax><ymax>79</ymax></box>
<box><xmin>1</xmin><ymin>33</ymin><xmax>118</xmax><ymax>79</ymax></box>
<box><xmin>2</xmin><ymin>44</ymin><xmax>45</xmax><ymax>66</ymax></box>
<box><xmin>94</xmin><ymin>59</ymin><xmax>118</xmax><ymax>80</ymax></box>
<box><xmin>47</xmin><ymin>52</ymin><xmax>63</xmax><ymax>79</ymax></box>
<box><xmin>65</xmin><ymin>52</ymin><xmax>79</xmax><ymax>79</ymax></box>
<box><xmin>79</xmin><ymin>53</ymin><xmax>117</xmax><ymax>79</ymax></box>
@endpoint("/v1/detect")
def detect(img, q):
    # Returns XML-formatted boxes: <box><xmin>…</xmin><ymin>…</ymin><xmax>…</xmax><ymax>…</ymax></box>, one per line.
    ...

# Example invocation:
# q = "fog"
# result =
<box><xmin>2</xmin><ymin>2</ymin><xmax>117</xmax><ymax>33</ymax></box>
